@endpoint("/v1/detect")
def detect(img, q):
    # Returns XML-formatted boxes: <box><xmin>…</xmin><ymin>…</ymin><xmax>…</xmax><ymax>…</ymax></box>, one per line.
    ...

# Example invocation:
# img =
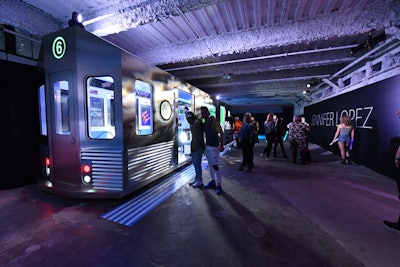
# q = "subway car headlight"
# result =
<box><xmin>83</xmin><ymin>175</ymin><xmax>92</xmax><ymax>184</ymax></box>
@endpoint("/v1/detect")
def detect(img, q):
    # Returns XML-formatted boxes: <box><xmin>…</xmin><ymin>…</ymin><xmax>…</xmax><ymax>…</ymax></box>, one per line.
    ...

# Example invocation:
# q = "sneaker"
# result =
<box><xmin>216</xmin><ymin>185</ymin><xmax>223</xmax><ymax>195</ymax></box>
<box><xmin>192</xmin><ymin>181</ymin><xmax>203</xmax><ymax>188</ymax></box>
<box><xmin>204</xmin><ymin>180</ymin><xmax>216</xmax><ymax>189</ymax></box>
<box><xmin>383</xmin><ymin>220</ymin><xmax>400</xmax><ymax>233</ymax></box>
<box><xmin>188</xmin><ymin>180</ymin><xmax>196</xmax><ymax>186</ymax></box>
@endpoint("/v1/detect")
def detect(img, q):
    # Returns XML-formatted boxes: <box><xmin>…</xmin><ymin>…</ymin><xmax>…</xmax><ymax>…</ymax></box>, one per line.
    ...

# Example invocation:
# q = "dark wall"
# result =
<box><xmin>305</xmin><ymin>75</ymin><xmax>400</xmax><ymax>179</ymax></box>
<box><xmin>0</xmin><ymin>60</ymin><xmax>44</xmax><ymax>188</ymax></box>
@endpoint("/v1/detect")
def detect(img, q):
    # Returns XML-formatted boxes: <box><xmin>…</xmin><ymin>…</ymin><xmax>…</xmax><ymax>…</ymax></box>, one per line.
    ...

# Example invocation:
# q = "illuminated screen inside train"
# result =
<box><xmin>86</xmin><ymin>76</ymin><xmax>115</xmax><ymax>139</ymax></box>
<box><xmin>135</xmin><ymin>80</ymin><xmax>153</xmax><ymax>135</ymax></box>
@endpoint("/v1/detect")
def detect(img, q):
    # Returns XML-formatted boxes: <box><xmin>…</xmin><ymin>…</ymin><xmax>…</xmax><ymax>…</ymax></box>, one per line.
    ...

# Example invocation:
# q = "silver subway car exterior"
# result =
<box><xmin>38</xmin><ymin>25</ymin><xmax>214</xmax><ymax>198</ymax></box>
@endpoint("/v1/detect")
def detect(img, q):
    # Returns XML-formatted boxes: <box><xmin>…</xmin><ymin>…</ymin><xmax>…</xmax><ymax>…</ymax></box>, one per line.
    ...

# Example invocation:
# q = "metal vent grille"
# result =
<box><xmin>81</xmin><ymin>149</ymin><xmax>124</xmax><ymax>191</ymax></box>
<box><xmin>127</xmin><ymin>141</ymin><xmax>174</xmax><ymax>183</ymax></box>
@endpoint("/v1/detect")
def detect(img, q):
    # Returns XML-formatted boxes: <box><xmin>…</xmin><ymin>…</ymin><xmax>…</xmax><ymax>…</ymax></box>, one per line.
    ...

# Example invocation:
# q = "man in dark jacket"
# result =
<box><xmin>185</xmin><ymin>111</ymin><xmax>205</xmax><ymax>188</ymax></box>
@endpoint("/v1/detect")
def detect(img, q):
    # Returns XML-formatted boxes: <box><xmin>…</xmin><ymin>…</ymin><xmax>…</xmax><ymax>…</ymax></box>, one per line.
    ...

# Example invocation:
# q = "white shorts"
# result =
<box><xmin>205</xmin><ymin>145</ymin><xmax>220</xmax><ymax>165</ymax></box>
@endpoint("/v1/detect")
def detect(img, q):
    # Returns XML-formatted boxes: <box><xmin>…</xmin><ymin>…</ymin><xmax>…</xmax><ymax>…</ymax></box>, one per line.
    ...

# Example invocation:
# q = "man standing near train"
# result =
<box><xmin>200</xmin><ymin>106</ymin><xmax>225</xmax><ymax>195</ymax></box>
<box><xmin>185</xmin><ymin>111</ymin><xmax>205</xmax><ymax>188</ymax></box>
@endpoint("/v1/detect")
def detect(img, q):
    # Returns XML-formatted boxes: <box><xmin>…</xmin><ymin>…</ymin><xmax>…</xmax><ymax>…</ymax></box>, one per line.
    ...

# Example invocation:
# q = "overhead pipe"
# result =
<box><xmin>199</xmin><ymin>74</ymin><xmax>330</xmax><ymax>88</ymax></box>
<box><xmin>0</xmin><ymin>26</ymin><xmax>41</xmax><ymax>43</ymax></box>
<box><xmin>164</xmin><ymin>44</ymin><xmax>358</xmax><ymax>72</ymax></box>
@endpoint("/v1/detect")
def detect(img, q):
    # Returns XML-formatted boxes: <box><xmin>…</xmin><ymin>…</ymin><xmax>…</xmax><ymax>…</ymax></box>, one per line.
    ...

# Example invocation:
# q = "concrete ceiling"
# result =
<box><xmin>2</xmin><ymin>0</ymin><xmax>400</xmax><ymax>113</ymax></box>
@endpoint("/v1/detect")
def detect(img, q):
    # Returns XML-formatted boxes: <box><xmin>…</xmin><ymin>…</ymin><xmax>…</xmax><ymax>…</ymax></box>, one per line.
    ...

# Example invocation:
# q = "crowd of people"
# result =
<box><xmin>185</xmin><ymin>109</ymin><xmax>399</xmax><ymax>236</ymax></box>
<box><xmin>185</xmin><ymin>109</ymin><xmax>360</xmax><ymax>181</ymax></box>
<box><xmin>233</xmin><ymin>110</ymin><xmax>356</xmax><ymax>168</ymax></box>
<box><xmin>256</xmin><ymin>113</ymin><xmax>311</xmax><ymax>164</ymax></box>
<box><xmin>187</xmin><ymin>110</ymin><xmax>315</xmax><ymax>181</ymax></box>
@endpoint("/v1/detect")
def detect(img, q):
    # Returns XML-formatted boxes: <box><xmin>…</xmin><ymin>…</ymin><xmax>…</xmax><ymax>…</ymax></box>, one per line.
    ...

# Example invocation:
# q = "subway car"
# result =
<box><xmin>38</xmin><ymin>24</ymin><xmax>216</xmax><ymax>198</ymax></box>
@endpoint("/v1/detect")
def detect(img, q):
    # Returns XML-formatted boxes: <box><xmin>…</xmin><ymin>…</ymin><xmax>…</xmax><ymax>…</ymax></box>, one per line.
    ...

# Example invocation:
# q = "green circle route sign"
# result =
<box><xmin>52</xmin><ymin>36</ymin><xmax>66</xmax><ymax>59</ymax></box>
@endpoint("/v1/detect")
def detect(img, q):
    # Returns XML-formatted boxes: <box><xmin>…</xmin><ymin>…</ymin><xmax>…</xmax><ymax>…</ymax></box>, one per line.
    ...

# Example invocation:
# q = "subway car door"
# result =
<box><xmin>48</xmin><ymin>70</ymin><xmax>79</xmax><ymax>184</ymax></box>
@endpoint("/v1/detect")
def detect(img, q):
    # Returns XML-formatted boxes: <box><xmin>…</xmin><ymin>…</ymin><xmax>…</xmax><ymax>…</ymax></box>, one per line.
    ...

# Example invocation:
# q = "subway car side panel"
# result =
<box><xmin>120</xmin><ymin>50</ymin><xmax>180</xmax><ymax>193</ymax></box>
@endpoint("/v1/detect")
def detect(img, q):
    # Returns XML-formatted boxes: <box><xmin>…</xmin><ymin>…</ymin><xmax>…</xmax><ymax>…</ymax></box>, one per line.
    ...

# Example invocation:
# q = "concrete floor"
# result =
<box><xmin>0</xmin><ymin>141</ymin><xmax>399</xmax><ymax>267</ymax></box>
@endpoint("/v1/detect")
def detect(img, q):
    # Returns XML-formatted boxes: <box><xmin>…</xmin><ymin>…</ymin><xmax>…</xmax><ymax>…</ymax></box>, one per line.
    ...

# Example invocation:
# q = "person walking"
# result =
<box><xmin>287</xmin><ymin>115</ymin><xmax>310</xmax><ymax>164</ymax></box>
<box><xmin>260</xmin><ymin>113</ymin><xmax>275</xmax><ymax>160</ymax></box>
<box><xmin>299</xmin><ymin>116</ymin><xmax>312</xmax><ymax>161</ymax></box>
<box><xmin>233</xmin><ymin>116</ymin><xmax>243</xmax><ymax>148</ymax></box>
<box><xmin>185</xmin><ymin>111</ymin><xmax>205</xmax><ymax>188</ymax></box>
<box><xmin>250</xmin><ymin>115</ymin><xmax>259</xmax><ymax>167</ymax></box>
<box><xmin>238</xmin><ymin>113</ymin><xmax>254</xmax><ymax>172</ymax></box>
<box><xmin>200</xmin><ymin>106</ymin><xmax>225</xmax><ymax>195</ymax></box>
<box><xmin>331</xmin><ymin>115</ymin><xmax>354</xmax><ymax>165</ymax></box>
<box><xmin>383</xmin><ymin>111</ymin><xmax>400</xmax><ymax>233</ymax></box>
<box><xmin>250</xmin><ymin>116</ymin><xmax>259</xmax><ymax>144</ymax></box>
<box><xmin>273</xmin><ymin>117</ymin><xmax>288</xmax><ymax>158</ymax></box>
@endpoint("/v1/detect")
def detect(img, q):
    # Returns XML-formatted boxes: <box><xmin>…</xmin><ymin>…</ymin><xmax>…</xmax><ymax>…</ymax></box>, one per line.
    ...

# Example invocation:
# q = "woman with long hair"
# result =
<box><xmin>273</xmin><ymin>117</ymin><xmax>288</xmax><ymax>158</ymax></box>
<box><xmin>331</xmin><ymin>115</ymin><xmax>355</xmax><ymax>165</ymax></box>
<box><xmin>260</xmin><ymin>113</ymin><xmax>275</xmax><ymax>160</ymax></box>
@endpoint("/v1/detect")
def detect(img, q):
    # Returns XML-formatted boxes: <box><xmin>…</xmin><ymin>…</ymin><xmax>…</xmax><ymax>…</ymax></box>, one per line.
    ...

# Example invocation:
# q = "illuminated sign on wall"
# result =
<box><xmin>311</xmin><ymin>106</ymin><xmax>374</xmax><ymax>129</ymax></box>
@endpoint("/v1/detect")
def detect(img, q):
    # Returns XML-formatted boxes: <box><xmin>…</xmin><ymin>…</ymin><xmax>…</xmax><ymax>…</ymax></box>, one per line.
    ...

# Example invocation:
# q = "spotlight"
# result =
<box><xmin>68</xmin><ymin>12</ymin><xmax>84</xmax><ymax>28</ymax></box>
<box><xmin>306</xmin><ymin>81</ymin><xmax>318</xmax><ymax>88</ymax></box>
<box><xmin>222</xmin><ymin>73</ymin><xmax>233</xmax><ymax>80</ymax></box>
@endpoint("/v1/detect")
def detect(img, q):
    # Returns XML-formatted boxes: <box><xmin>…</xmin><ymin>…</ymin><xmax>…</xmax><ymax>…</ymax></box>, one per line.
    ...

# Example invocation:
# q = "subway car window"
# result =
<box><xmin>135</xmin><ymin>80</ymin><xmax>153</xmax><ymax>136</ymax></box>
<box><xmin>38</xmin><ymin>85</ymin><xmax>47</xmax><ymax>136</ymax></box>
<box><xmin>86</xmin><ymin>76</ymin><xmax>115</xmax><ymax>139</ymax></box>
<box><xmin>54</xmin><ymin>80</ymin><xmax>70</xmax><ymax>134</ymax></box>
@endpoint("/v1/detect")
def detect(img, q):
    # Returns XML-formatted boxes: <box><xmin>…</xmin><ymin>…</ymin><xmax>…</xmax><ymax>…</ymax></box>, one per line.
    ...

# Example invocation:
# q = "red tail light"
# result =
<box><xmin>81</xmin><ymin>164</ymin><xmax>91</xmax><ymax>174</ymax></box>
